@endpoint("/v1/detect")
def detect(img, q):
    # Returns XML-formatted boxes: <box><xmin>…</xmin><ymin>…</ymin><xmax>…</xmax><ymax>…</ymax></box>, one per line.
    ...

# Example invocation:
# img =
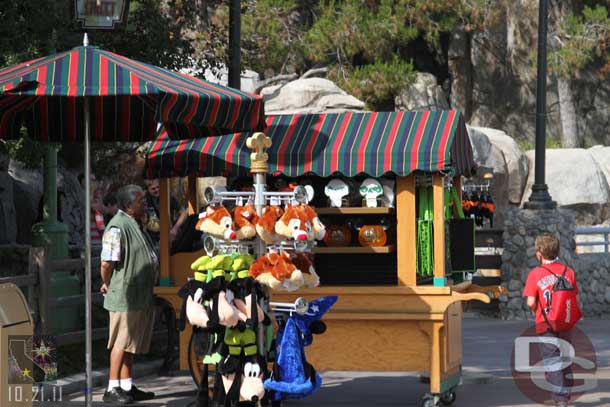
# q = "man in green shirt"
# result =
<box><xmin>100</xmin><ymin>185</ymin><xmax>158</xmax><ymax>404</ymax></box>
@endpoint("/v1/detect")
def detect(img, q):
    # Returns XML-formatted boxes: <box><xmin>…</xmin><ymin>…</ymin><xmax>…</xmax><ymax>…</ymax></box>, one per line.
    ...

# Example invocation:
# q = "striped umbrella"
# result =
<box><xmin>0</xmin><ymin>44</ymin><xmax>265</xmax><ymax>141</ymax></box>
<box><xmin>0</xmin><ymin>37</ymin><xmax>265</xmax><ymax>404</ymax></box>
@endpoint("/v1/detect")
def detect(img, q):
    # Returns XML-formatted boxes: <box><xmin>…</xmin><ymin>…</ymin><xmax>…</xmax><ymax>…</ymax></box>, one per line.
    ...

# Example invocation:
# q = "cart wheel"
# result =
<box><xmin>421</xmin><ymin>395</ymin><xmax>438</xmax><ymax>407</ymax></box>
<box><xmin>188</xmin><ymin>329</ymin><xmax>209</xmax><ymax>387</ymax></box>
<box><xmin>440</xmin><ymin>391</ymin><xmax>456</xmax><ymax>406</ymax></box>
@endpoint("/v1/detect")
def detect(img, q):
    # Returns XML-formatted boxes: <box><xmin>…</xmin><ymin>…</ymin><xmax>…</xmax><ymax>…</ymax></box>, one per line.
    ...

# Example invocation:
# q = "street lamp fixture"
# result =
<box><xmin>75</xmin><ymin>0</ymin><xmax>130</xmax><ymax>30</ymax></box>
<box><xmin>524</xmin><ymin>0</ymin><xmax>557</xmax><ymax>210</ymax></box>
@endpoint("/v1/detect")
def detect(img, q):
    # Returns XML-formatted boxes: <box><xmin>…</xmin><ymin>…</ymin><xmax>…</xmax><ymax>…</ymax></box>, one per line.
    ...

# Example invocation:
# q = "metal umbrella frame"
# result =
<box><xmin>0</xmin><ymin>35</ymin><xmax>265</xmax><ymax>405</ymax></box>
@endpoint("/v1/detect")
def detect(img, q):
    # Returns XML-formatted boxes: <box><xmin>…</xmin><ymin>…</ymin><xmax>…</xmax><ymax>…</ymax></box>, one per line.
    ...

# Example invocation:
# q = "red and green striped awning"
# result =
<box><xmin>0</xmin><ymin>46</ymin><xmax>266</xmax><ymax>141</ymax></box>
<box><xmin>146</xmin><ymin>110</ymin><xmax>475</xmax><ymax>178</ymax></box>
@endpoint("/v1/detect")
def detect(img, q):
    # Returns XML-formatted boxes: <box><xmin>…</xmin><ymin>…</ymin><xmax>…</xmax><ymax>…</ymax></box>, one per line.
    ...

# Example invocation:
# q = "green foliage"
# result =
<box><xmin>242</xmin><ymin>0</ymin><xmax>303</xmax><ymax>74</ymax></box>
<box><xmin>549</xmin><ymin>4</ymin><xmax>610</xmax><ymax>77</ymax></box>
<box><xmin>0</xmin><ymin>0</ymin><xmax>210</xmax><ymax>72</ymax></box>
<box><xmin>333</xmin><ymin>57</ymin><xmax>416</xmax><ymax>110</ymax></box>
<box><xmin>516</xmin><ymin>134</ymin><xmax>563</xmax><ymax>151</ymax></box>
<box><xmin>0</xmin><ymin>128</ymin><xmax>46</xmax><ymax>169</ymax></box>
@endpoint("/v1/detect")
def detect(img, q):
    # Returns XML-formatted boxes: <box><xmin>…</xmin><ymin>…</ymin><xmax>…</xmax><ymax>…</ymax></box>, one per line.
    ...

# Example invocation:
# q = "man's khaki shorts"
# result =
<box><xmin>107</xmin><ymin>307</ymin><xmax>155</xmax><ymax>354</ymax></box>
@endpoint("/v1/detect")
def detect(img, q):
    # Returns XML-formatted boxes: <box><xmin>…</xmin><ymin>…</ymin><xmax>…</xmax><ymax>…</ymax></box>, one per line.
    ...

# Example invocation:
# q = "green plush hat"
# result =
<box><xmin>205</xmin><ymin>255</ymin><xmax>227</xmax><ymax>271</ymax></box>
<box><xmin>231</xmin><ymin>256</ymin><xmax>249</xmax><ymax>273</ymax></box>
<box><xmin>191</xmin><ymin>255</ymin><xmax>211</xmax><ymax>271</ymax></box>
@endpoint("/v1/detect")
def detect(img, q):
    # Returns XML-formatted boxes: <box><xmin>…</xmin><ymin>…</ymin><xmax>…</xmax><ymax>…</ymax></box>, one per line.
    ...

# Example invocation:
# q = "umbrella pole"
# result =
<box><xmin>84</xmin><ymin>97</ymin><xmax>93</xmax><ymax>407</ymax></box>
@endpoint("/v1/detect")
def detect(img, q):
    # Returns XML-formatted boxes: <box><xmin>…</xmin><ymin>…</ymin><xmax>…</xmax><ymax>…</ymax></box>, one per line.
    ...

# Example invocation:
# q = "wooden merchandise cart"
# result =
<box><xmin>147</xmin><ymin>111</ymin><xmax>495</xmax><ymax>407</ymax></box>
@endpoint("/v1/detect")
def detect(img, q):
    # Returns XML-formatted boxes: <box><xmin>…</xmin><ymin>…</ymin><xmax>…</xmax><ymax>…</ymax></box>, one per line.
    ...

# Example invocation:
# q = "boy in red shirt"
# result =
<box><xmin>523</xmin><ymin>233</ymin><xmax>579</xmax><ymax>407</ymax></box>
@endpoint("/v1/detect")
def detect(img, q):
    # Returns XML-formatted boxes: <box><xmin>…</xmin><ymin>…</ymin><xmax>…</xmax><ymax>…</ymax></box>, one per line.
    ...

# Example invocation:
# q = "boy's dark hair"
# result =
<box><xmin>78</xmin><ymin>173</ymin><xmax>85</xmax><ymax>184</ymax></box>
<box><xmin>103</xmin><ymin>193</ymin><xmax>117</xmax><ymax>206</ymax></box>
<box><xmin>535</xmin><ymin>233</ymin><xmax>560</xmax><ymax>260</ymax></box>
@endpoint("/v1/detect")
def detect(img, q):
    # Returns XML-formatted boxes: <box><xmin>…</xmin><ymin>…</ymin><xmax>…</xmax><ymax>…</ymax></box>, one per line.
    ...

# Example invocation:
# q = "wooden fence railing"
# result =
<box><xmin>1</xmin><ymin>247</ymin><xmax>169</xmax><ymax>347</ymax></box>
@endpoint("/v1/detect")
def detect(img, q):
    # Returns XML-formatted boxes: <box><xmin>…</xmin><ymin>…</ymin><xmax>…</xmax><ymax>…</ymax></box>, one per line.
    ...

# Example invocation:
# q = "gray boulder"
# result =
<box><xmin>261</xmin><ymin>78</ymin><xmax>365</xmax><ymax>114</ymax></box>
<box><xmin>468</xmin><ymin>126</ymin><xmax>529</xmax><ymax>226</ymax></box>
<box><xmin>8</xmin><ymin>160</ymin><xmax>43</xmax><ymax>244</ymax></box>
<box><xmin>521</xmin><ymin>149</ymin><xmax>610</xmax><ymax>224</ymax></box>
<box><xmin>589</xmin><ymin>146</ymin><xmax>610</xmax><ymax>191</ymax></box>
<box><xmin>395</xmin><ymin>73</ymin><xmax>450</xmax><ymax>111</ymax></box>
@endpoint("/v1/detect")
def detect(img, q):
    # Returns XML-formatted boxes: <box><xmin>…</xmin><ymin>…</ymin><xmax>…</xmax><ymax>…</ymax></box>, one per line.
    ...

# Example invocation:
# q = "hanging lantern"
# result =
<box><xmin>75</xmin><ymin>0</ymin><xmax>130</xmax><ymax>30</ymax></box>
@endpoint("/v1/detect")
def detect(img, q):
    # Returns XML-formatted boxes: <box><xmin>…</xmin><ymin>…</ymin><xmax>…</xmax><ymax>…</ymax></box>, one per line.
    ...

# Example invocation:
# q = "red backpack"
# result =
<box><xmin>540</xmin><ymin>265</ymin><xmax>582</xmax><ymax>332</ymax></box>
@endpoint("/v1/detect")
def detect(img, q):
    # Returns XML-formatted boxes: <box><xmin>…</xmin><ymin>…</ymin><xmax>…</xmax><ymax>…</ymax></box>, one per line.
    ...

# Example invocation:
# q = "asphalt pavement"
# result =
<box><xmin>61</xmin><ymin>318</ymin><xmax>610</xmax><ymax>407</ymax></box>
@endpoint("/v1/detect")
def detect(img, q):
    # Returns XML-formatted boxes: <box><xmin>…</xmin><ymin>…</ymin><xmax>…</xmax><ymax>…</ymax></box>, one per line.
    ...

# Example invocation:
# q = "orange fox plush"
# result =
<box><xmin>196</xmin><ymin>205</ymin><xmax>237</xmax><ymax>241</ymax></box>
<box><xmin>301</xmin><ymin>204</ymin><xmax>326</xmax><ymax>241</ymax></box>
<box><xmin>274</xmin><ymin>204</ymin><xmax>310</xmax><ymax>241</ymax></box>
<box><xmin>255</xmin><ymin>205</ymin><xmax>283</xmax><ymax>244</ymax></box>
<box><xmin>289</xmin><ymin>251</ymin><xmax>320</xmax><ymax>288</ymax></box>
<box><xmin>232</xmin><ymin>204</ymin><xmax>259</xmax><ymax>240</ymax></box>
<box><xmin>249</xmin><ymin>251</ymin><xmax>304</xmax><ymax>291</ymax></box>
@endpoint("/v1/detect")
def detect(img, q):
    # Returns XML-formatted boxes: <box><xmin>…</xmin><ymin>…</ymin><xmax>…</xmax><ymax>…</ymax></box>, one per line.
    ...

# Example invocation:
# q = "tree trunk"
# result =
<box><xmin>557</xmin><ymin>77</ymin><xmax>579</xmax><ymax>147</ymax></box>
<box><xmin>448</xmin><ymin>28</ymin><xmax>473</xmax><ymax>120</ymax></box>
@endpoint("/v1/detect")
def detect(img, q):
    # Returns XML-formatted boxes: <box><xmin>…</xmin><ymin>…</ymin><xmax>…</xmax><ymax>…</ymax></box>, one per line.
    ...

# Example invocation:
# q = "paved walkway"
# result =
<box><xmin>63</xmin><ymin>318</ymin><xmax>610</xmax><ymax>406</ymax></box>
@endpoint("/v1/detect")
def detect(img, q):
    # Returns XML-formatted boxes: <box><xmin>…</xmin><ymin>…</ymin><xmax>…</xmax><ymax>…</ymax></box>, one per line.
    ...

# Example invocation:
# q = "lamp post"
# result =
<box><xmin>228</xmin><ymin>0</ymin><xmax>241</xmax><ymax>89</ymax></box>
<box><xmin>524</xmin><ymin>0</ymin><xmax>557</xmax><ymax>210</ymax></box>
<box><xmin>74</xmin><ymin>3</ymin><xmax>130</xmax><ymax>406</ymax></box>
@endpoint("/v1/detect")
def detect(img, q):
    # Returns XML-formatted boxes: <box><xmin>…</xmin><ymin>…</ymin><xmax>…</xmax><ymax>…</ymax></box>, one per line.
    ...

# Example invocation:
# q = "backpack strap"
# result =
<box><xmin>537</xmin><ymin>264</ymin><xmax>569</xmax><ymax>335</ymax></box>
<box><xmin>539</xmin><ymin>265</ymin><xmax>560</xmax><ymax>279</ymax></box>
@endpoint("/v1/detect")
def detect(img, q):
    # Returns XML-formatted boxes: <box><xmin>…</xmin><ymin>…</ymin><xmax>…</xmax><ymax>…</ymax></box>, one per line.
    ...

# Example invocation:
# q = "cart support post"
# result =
<box><xmin>430</xmin><ymin>321</ymin><xmax>443</xmax><ymax>394</ymax></box>
<box><xmin>432</xmin><ymin>175</ymin><xmax>445</xmax><ymax>286</ymax></box>
<box><xmin>396</xmin><ymin>175</ymin><xmax>417</xmax><ymax>286</ymax></box>
<box><xmin>159</xmin><ymin>178</ymin><xmax>171</xmax><ymax>286</ymax></box>
<box><xmin>187</xmin><ymin>175</ymin><xmax>198</xmax><ymax>215</ymax></box>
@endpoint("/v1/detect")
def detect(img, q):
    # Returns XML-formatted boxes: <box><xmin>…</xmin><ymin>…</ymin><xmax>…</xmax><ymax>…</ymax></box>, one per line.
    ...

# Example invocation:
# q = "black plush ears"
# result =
<box><xmin>309</xmin><ymin>320</ymin><xmax>327</xmax><ymax>335</ymax></box>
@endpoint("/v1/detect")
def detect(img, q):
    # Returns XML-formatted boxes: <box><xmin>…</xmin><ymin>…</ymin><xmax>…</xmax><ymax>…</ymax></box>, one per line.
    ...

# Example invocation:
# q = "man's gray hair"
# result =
<box><xmin>116</xmin><ymin>185</ymin><xmax>144</xmax><ymax>211</ymax></box>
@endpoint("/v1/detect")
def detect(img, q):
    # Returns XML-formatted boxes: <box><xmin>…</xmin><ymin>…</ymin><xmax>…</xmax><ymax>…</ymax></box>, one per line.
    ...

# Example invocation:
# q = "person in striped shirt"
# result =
<box><xmin>80</xmin><ymin>173</ymin><xmax>107</xmax><ymax>245</ymax></box>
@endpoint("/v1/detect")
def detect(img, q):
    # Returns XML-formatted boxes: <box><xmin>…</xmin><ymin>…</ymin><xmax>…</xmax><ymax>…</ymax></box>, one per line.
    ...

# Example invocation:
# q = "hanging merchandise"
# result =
<box><xmin>179</xmin><ymin>137</ymin><xmax>331</xmax><ymax>407</ymax></box>
<box><xmin>480</xmin><ymin>189</ymin><xmax>495</xmax><ymax>228</ymax></box>
<box><xmin>460</xmin><ymin>184</ymin><xmax>494</xmax><ymax>228</ymax></box>
<box><xmin>416</xmin><ymin>187</ymin><xmax>434</xmax><ymax>277</ymax></box>
<box><xmin>255</xmin><ymin>205</ymin><xmax>284</xmax><ymax>244</ymax></box>
<box><xmin>196</xmin><ymin>205</ymin><xmax>238</xmax><ymax>241</ymax></box>
<box><xmin>232</xmin><ymin>204</ymin><xmax>259</xmax><ymax>240</ymax></box>
<box><xmin>265</xmin><ymin>296</ymin><xmax>337</xmax><ymax>402</ymax></box>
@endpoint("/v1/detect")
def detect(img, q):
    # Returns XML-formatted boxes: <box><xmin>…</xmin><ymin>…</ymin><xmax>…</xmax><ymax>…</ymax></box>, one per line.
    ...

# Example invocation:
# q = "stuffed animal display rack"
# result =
<box><xmin>184</xmin><ymin>185</ymin><xmax>330</xmax><ymax>406</ymax></box>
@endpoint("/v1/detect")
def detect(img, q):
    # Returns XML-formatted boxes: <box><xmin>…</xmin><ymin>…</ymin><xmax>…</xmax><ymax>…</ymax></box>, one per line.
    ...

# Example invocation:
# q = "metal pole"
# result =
<box><xmin>84</xmin><ymin>96</ymin><xmax>93</xmax><ymax>407</ymax></box>
<box><xmin>524</xmin><ymin>0</ymin><xmax>556</xmax><ymax>210</ymax></box>
<box><xmin>228</xmin><ymin>0</ymin><xmax>241</xmax><ymax>89</ymax></box>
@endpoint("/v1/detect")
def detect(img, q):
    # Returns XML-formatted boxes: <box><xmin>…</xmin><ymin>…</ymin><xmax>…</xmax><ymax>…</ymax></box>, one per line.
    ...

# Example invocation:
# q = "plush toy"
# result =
<box><xmin>289</xmin><ymin>251</ymin><xmax>319</xmax><ymax>289</ymax></box>
<box><xmin>275</xmin><ymin>204</ymin><xmax>309</xmax><ymax>241</ymax></box>
<box><xmin>201</xmin><ymin>255</ymin><xmax>240</xmax><ymax>328</ymax></box>
<box><xmin>249</xmin><ymin>251</ymin><xmax>304</xmax><ymax>292</ymax></box>
<box><xmin>228</xmin><ymin>254</ymin><xmax>266</xmax><ymax>331</ymax></box>
<box><xmin>232</xmin><ymin>204</ymin><xmax>259</xmax><ymax>240</ymax></box>
<box><xmin>186</xmin><ymin>287</ymin><xmax>210</xmax><ymax>328</ymax></box>
<box><xmin>197</xmin><ymin>205</ymin><xmax>238</xmax><ymax>241</ymax></box>
<box><xmin>213</xmin><ymin>355</ymin><xmax>266</xmax><ymax>407</ymax></box>
<box><xmin>301</xmin><ymin>204</ymin><xmax>326</xmax><ymax>241</ymax></box>
<box><xmin>255</xmin><ymin>205</ymin><xmax>283</xmax><ymax>244</ymax></box>
<box><xmin>265</xmin><ymin>296</ymin><xmax>337</xmax><ymax>401</ymax></box>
